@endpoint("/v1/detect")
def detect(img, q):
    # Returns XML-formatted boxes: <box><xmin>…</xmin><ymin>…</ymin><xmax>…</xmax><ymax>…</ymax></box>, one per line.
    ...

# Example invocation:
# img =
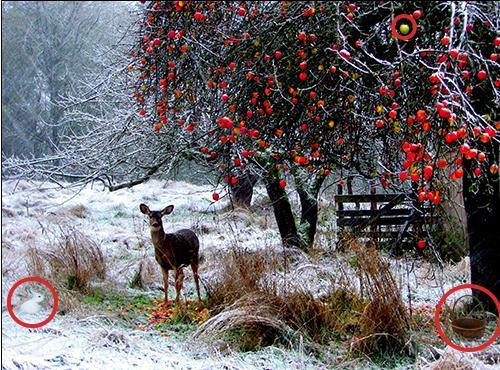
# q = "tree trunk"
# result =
<box><xmin>230</xmin><ymin>173</ymin><xmax>258</xmax><ymax>207</ymax></box>
<box><xmin>463</xmin><ymin>147</ymin><xmax>500</xmax><ymax>312</ymax></box>
<box><xmin>464</xmin><ymin>81</ymin><xmax>499</xmax><ymax>312</ymax></box>
<box><xmin>297</xmin><ymin>190</ymin><xmax>319</xmax><ymax>248</ymax></box>
<box><xmin>295</xmin><ymin>174</ymin><xmax>325</xmax><ymax>249</ymax></box>
<box><xmin>264</xmin><ymin>172</ymin><xmax>302</xmax><ymax>250</ymax></box>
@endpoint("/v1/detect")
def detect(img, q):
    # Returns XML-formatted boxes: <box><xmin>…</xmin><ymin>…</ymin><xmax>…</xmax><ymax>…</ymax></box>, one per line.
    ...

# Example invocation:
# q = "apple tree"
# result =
<box><xmin>130</xmin><ymin>1</ymin><xmax>498</xmax><ymax>307</ymax></box>
<box><xmin>129</xmin><ymin>1</ymin><xmax>391</xmax><ymax>250</ymax></box>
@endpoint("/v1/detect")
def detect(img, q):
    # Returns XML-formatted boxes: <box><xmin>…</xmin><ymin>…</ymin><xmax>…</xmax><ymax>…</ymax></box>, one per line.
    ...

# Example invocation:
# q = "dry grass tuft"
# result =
<box><xmin>349</xmin><ymin>239</ymin><xmax>411</xmax><ymax>356</ymax></box>
<box><xmin>26</xmin><ymin>226</ymin><xmax>106</xmax><ymax>293</ymax></box>
<box><xmin>67</xmin><ymin>204</ymin><xmax>88</xmax><ymax>218</ymax></box>
<box><xmin>205</xmin><ymin>247</ymin><xmax>282</xmax><ymax>310</ymax></box>
<box><xmin>49</xmin><ymin>226</ymin><xmax>106</xmax><ymax>291</ymax></box>
<box><xmin>93</xmin><ymin>329</ymin><xmax>130</xmax><ymax>350</ymax></box>
<box><xmin>130</xmin><ymin>257</ymin><xmax>159</xmax><ymax>289</ymax></box>
<box><xmin>194</xmin><ymin>293</ymin><xmax>294</xmax><ymax>351</ymax></box>
<box><xmin>200</xmin><ymin>246</ymin><xmax>365</xmax><ymax>351</ymax></box>
<box><xmin>25</xmin><ymin>246</ymin><xmax>49</xmax><ymax>278</ymax></box>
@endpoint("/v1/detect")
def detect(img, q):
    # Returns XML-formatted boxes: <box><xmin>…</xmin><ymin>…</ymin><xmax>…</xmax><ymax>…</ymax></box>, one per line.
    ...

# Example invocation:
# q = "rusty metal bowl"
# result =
<box><xmin>451</xmin><ymin>317</ymin><xmax>486</xmax><ymax>339</ymax></box>
<box><xmin>451</xmin><ymin>294</ymin><xmax>487</xmax><ymax>340</ymax></box>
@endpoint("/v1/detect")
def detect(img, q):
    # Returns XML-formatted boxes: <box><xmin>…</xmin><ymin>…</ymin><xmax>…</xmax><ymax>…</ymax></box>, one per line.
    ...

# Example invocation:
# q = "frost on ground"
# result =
<box><xmin>1</xmin><ymin>179</ymin><xmax>499</xmax><ymax>369</ymax></box>
<box><xmin>1</xmin><ymin>180</ymin><xmax>319</xmax><ymax>369</ymax></box>
<box><xmin>2</xmin><ymin>314</ymin><xmax>323</xmax><ymax>370</ymax></box>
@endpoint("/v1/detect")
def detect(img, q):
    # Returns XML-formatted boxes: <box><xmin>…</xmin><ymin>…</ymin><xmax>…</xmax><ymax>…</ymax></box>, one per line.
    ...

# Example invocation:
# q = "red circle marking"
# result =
<box><xmin>6</xmin><ymin>276</ymin><xmax>59</xmax><ymax>329</ymax></box>
<box><xmin>434</xmin><ymin>283</ymin><xmax>500</xmax><ymax>352</ymax></box>
<box><xmin>391</xmin><ymin>14</ymin><xmax>417</xmax><ymax>41</ymax></box>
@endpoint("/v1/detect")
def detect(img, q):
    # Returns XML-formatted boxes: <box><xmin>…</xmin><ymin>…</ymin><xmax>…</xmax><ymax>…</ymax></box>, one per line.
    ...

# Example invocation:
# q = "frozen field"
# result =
<box><xmin>1</xmin><ymin>179</ymin><xmax>498</xmax><ymax>369</ymax></box>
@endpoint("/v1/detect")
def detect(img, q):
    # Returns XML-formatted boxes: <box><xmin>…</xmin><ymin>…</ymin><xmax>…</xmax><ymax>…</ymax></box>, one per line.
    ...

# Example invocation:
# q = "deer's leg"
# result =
<box><xmin>174</xmin><ymin>268</ymin><xmax>185</xmax><ymax>304</ymax></box>
<box><xmin>191</xmin><ymin>262</ymin><xmax>202</xmax><ymax>303</ymax></box>
<box><xmin>162</xmin><ymin>269</ymin><xmax>169</xmax><ymax>304</ymax></box>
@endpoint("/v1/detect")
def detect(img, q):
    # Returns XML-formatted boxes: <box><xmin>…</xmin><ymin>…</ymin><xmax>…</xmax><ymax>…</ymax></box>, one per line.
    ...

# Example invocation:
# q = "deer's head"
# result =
<box><xmin>139</xmin><ymin>204</ymin><xmax>174</xmax><ymax>231</ymax></box>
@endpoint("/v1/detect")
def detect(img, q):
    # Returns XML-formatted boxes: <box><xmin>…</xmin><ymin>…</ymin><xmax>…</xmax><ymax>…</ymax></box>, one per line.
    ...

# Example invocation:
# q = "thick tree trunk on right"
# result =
<box><xmin>463</xmin><ymin>148</ymin><xmax>500</xmax><ymax>312</ymax></box>
<box><xmin>464</xmin><ymin>79</ymin><xmax>499</xmax><ymax>312</ymax></box>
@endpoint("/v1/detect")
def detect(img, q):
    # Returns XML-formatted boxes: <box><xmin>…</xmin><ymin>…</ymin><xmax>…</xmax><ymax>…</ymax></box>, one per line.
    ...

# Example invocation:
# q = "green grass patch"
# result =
<box><xmin>367</xmin><ymin>350</ymin><xmax>415</xmax><ymax>369</ymax></box>
<box><xmin>81</xmin><ymin>287</ymin><xmax>209</xmax><ymax>337</ymax></box>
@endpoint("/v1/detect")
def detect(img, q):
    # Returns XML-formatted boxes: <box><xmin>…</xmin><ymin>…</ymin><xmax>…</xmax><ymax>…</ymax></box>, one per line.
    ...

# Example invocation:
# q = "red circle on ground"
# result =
<box><xmin>6</xmin><ymin>276</ymin><xmax>59</xmax><ymax>329</ymax></box>
<box><xmin>434</xmin><ymin>283</ymin><xmax>500</xmax><ymax>352</ymax></box>
<box><xmin>391</xmin><ymin>14</ymin><xmax>417</xmax><ymax>41</ymax></box>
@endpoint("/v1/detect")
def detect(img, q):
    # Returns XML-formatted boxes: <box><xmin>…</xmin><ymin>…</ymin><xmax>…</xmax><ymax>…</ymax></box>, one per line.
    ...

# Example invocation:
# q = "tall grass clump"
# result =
<box><xmin>350</xmin><ymin>239</ymin><xmax>412</xmax><ymax>357</ymax></box>
<box><xmin>197</xmin><ymin>246</ymin><xmax>364</xmax><ymax>352</ymax></box>
<box><xmin>197</xmin><ymin>239</ymin><xmax>412</xmax><ymax>360</ymax></box>
<box><xmin>26</xmin><ymin>225</ymin><xmax>106</xmax><ymax>293</ymax></box>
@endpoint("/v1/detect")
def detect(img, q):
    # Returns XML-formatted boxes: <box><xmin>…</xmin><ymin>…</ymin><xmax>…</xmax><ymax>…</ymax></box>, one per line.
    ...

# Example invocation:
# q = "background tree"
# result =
<box><xmin>1</xmin><ymin>1</ymin><xmax>130</xmax><ymax>158</ymax></box>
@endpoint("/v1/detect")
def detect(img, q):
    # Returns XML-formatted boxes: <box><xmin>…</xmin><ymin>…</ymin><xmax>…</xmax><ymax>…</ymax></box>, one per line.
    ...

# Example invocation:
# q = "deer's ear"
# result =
<box><xmin>161</xmin><ymin>205</ymin><xmax>174</xmax><ymax>216</ymax></box>
<box><xmin>139</xmin><ymin>204</ymin><xmax>151</xmax><ymax>215</ymax></box>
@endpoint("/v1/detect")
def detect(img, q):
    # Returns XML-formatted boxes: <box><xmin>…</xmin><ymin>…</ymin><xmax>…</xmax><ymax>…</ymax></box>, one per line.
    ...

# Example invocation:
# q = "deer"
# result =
<box><xmin>139</xmin><ymin>203</ymin><xmax>201</xmax><ymax>305</ymax></box>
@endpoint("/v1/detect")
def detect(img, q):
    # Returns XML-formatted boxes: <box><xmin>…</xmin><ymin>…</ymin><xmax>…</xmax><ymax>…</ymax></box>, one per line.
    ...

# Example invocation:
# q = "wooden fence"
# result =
<box><xmin>335</xmin><ymin>193</ymin><xmax>431</xmax><ymax>245</ymax></box>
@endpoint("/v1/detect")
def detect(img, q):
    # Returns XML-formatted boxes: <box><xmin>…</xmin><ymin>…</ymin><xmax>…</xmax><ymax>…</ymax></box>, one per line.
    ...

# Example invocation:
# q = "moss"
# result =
<box><xmin>82</xmin><ymin>288</ymin><xmax>152</xmax><ymax>308</ymax></box>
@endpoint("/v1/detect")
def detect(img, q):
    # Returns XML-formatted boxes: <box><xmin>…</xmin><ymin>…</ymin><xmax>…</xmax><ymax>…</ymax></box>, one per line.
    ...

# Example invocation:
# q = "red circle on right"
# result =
<box><xmin>434</xmin><ymin>283</ymin><xmax>500</xmax><ymax>352</ymax></box>
<box><xmin>391</xmin><ymin>14</ymin><xmax>417</xmax><ymax>41</ymax></box>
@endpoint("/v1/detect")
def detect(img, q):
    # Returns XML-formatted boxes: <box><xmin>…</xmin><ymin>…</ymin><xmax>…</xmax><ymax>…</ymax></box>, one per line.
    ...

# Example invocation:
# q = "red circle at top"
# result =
<box><xmin>6</xmin><ymin>276</ymin><xmax>59</xmax><ymax>329</ymax></box>
<box><xmin>391</xmin><ymin>14</ymin><xmax>418</xmax><ymax>41</ymax></box>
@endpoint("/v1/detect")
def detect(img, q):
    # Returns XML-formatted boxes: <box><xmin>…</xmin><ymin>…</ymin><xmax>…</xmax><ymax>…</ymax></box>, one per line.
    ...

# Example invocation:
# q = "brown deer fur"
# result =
<box><xmin>139</xmin><ymin>203</ymin><xmax>201</xmax><ymax>304</ymax></box>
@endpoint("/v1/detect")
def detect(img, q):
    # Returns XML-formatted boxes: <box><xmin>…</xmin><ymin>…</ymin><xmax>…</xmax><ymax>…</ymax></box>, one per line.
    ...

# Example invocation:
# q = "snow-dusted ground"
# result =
<box><xmin>2</xmin><ymin>315</ymin><xmax>322</xmax><ymax>370</ymax></box>
<box><xmin>1</xmin><ymin>179</ymin><xmax>321</xmax><ymax>369</ymax></box>
<box><xmin>1</xmin><ymin>179</ymin><xmax>498</xmax><ymax>369</ymax></box>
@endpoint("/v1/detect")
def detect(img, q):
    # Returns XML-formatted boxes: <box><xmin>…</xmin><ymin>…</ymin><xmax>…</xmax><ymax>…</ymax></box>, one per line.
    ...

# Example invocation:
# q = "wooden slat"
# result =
<box><xmin>335</xmin><ymin>193</ymin><xmax>407</xmax><ymax>204</ymax></box>
<box><xmin>335</xmin><ymin>193</ymin><xmax>407</xmax><ymax>203</ymax></box>
<box><xmin>356</xmin><ymin>231</ymin><xmax>412</xmax><ymax>238</ymax></box>
<box><xmin>337</xmin><ymin>208</ymin><xmax>432</xmax><ymax>219</ymax></box>
<box><xmin>337</xmin><ymin>209</ymin><xmax>412</xmax><ymax>217</ymax></box>
<box><xmin>338</xmin><ymin>217</ymin><xmax>423</xmax><ymax>227</ymax></box>
<box><xmin>352</xmin><ymin>194</ymin><xmax>405</xmax><ymax>230</ymax></box>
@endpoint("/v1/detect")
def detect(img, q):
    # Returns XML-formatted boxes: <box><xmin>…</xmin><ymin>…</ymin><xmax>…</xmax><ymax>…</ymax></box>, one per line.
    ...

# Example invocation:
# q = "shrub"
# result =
<box><xmin>199</xmin><ymin>239</ymin><xmax>413</xmax><ymax>360</ymax></box>
<box><xmin>27</xmin><ymin>226</ymin><xmax>106</xmax><ymax>293</ymax></box>
<box><xmin>350</xmin><ymin>240</ymin><xmax>412</xmax><ymax>357</ymax></box>
<box><xmin>199</xmin><ymin>245</ymin><xmax>363</xmax><ymax>352</ymax></box>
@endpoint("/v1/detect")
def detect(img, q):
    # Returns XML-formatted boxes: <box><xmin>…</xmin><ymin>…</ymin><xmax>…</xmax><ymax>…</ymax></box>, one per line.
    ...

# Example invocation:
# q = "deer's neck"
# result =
<box><xmin>150</xmin><ymin>227</ymin><xmax>166</xmax><ymax>248</ymax></box>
